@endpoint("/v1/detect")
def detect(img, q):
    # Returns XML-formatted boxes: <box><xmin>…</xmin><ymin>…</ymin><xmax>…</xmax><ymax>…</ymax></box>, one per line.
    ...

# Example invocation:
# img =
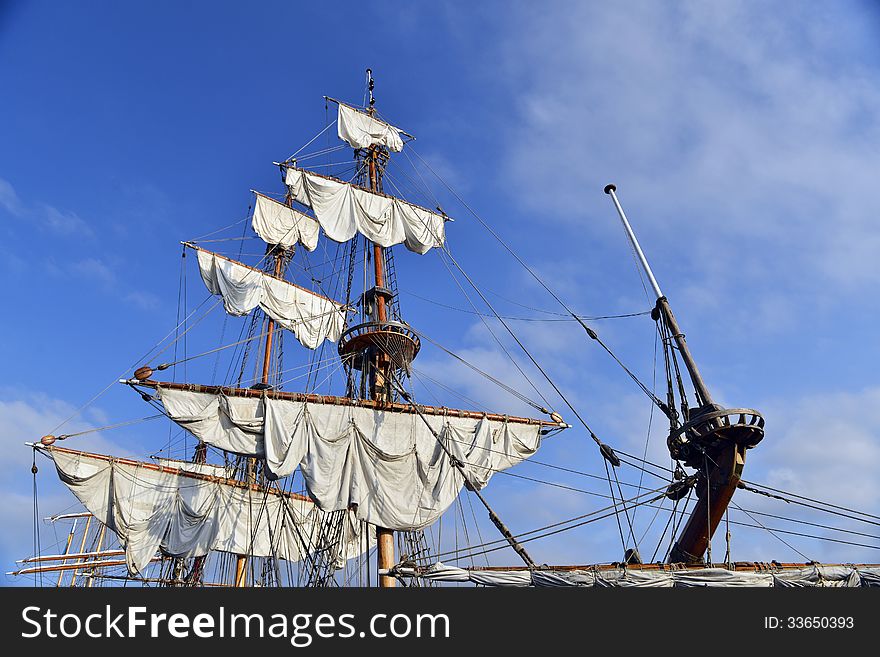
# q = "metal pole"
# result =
<box><xmin>604</xmin><ymin>184</ymin><xmax>663</xmax><ymax>300</ymax></box>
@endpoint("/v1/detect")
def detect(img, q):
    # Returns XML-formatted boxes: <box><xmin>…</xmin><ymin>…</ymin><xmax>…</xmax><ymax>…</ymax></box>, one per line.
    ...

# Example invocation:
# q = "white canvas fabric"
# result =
<box><xmin>196</xmin><ymin>249</ymin><xmax>345</xmax><ymax>349</ymax></box>
<box><xmin>48</xmin><ymin>447</ymin><xmax>371</xmax><ymax>575</ymax></box>
<box><xmin>393</xmin><ymin>564</ymin><xmax>880</xmax><ymax>587</ymax></box>
<box><xmin>252</xmin><ymin>194</ymin><xmax>320</xmax><ymax>251</ymax></box>
<box><xmin>285</xmin><ymin>167</ymin><xmax>445</xmax><ymax>254</ymax></box>
<box><xmin>154</xmin><ymin>458</ymin><xmax>234</xmax><ymax>479</ymax></box>
<box><xmin>337</xmin><ymin>103</ymin><xmax>404</xmax><ymax>152</ymax></box>
<box><xmin>158</xmin><ymin>388</ymin><xmax>544</xmax><ymax>531</ymax></box>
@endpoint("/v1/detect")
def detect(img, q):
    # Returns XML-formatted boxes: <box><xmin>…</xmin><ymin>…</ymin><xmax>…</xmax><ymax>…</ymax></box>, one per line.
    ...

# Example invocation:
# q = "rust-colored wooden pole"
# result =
<box><xmin>234</xmin><ymin>556</ymin><xmax>248</xmax><ymax>587</ymax></box>
<box><xmin>55</xmin><ymin>521</ymin><xmax>76</xmax><ymax>587</ymax></box>
<box><xmin>69</xmin><ymin>515</ymin><xmax>92</xmax><ymax>587</ymax></box>
<box><xmin>367</xmin><ymin>142</ymin><xmax>396</xmax><ymax>588</ymax></box>
<box><xmin>13</xmin><ymin>558</ymin><xmax>160</xmax><ymax>576</ymax></box>
<box><xmin>87</xmin><ymin>522</ymin><xmax>107</xmax><ymax>588</ymax></box>
<box><xmin>260</xmin><ymin>250</ymin><xmax>285</xmax><ymax>385</ymax></box>
<box><xmin>237</xmin><ymin>247</ymin><xmax>284</xmax><ymax>587</ymax></box>
<box><xmin>669</xmin><ymin>442</ymin><xmax>746</xmax><ymax>564</ymax></box>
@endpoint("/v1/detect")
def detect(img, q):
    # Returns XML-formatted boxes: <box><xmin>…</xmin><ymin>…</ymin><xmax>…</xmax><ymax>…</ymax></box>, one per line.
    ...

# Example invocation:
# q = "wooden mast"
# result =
<box><xmin>235</xmin><ymin>246</ymin><xmax>285</xmax><ymax>587</ymax></box>
<box><xmin>603</xmin><ymin>184</ymin><xmax>764</xmax><ymax>564</ymax></box>
<box><xmin>364</xmin><ymin>70</ymin><xmax>396</xmax><ymax>588</ymax></box>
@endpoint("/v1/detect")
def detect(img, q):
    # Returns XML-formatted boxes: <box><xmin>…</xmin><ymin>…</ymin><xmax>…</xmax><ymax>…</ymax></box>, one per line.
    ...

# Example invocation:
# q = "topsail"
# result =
<box><xmin>285</xmin><ymin>167</ymin><xmax>446</xmax><ymax>254</ymax></box>
<box><xmin>336</xmin><ymin>102</ymin><xmax>404</xmax><ymax>152</ymax></box>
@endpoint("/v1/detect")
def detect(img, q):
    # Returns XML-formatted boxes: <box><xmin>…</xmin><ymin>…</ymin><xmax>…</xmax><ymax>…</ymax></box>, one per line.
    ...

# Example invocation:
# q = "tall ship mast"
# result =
<box><xmin>14</xmin><ymin>72</ymin><xmax>880</xmax><ymax>588</ymax></box>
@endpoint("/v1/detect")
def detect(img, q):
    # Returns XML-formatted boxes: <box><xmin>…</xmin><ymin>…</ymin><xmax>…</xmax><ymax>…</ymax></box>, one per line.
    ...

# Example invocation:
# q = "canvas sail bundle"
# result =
<box><xmin>195</xmin><ymin>249</ymin><xmax>346</xmax><ymax>349</ymax></box>
<box><xmin>157</xmin><ymin>387</ymin><xmax>545</xmax><ymax>531</ymax></box>
<box><xmin>45</xmin><ymin>446</ymin><xmax>370</xmax><ymax>575</ymax></box>
<box><xmin>154</xmin><ymin>457</ymin><xmax>234</xmax><ymax>479</ymax></box>
<box><xmin>284</xmin><ymin>167</ymin><xmax>445</xmax><ymax>254</ymax></box>
<box><xmin>394</xmin><ymin>563</ymin><xmax>880</xmax><ymax>588</ymax></box>
<box><xmin>251</xmin><ymin>193</ymin><xmax>320</xmax><ymax>251</ymax></box>
<box><xmin>337</xmin><ymin>103</ymin><xmax>404</xmax><ymax>152</ymax></box>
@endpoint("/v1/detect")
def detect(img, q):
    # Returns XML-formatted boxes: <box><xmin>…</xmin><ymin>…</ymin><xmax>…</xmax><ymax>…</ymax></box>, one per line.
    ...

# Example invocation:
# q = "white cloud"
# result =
<box><xmin>39</xmin><ymin>203</ymin><xmax>94</xmax><ymax>237</ymax></box>
<box><xmin>0</xmin><ymin>176</ymin><xmax>94</xmax><ymax>236</ymax></box>
<box><xmin>489</xmin><ymin>1</ymin><xmax>880</xmax><ymax>316</ymax></box>
<box><xmin>70</xmin><ymin>257</ymin><xmax>116</xmax><ymax>286</ymax></box>
<box><xmin>0</xmin><ymin>177</ymin><xmax>24</xmax><ymax>217</ymax></box>
<box><xmin>58</xmin><ymin>259</ymin><xmax>163</xmax><ymax>311</ymax></box>
<box><xmin>751</xmin><ymin>387</ymin><xmax>880</xmax><ymax>512</ymax></box>
<box><xmin>0</xmin><ymin>390</ymin><xmax>130</xmax><ymax>583</ymax></box>
<box><xmin>124</xmin><ymin>290</ymin><xmax>162</xmax><ymax>311</ymax></box>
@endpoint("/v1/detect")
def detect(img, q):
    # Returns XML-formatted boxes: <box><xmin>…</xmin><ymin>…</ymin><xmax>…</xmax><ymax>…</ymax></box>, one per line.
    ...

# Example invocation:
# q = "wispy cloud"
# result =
<box><xmin>0</xmin><ymin>389</ymin><xmax>131</xmax><ymax>583</ymax></box>
<box><xmin>0</xmin><ymin>176</ymin><xmax>94</xmax><ymax>237</ymax></box>
<box><xmin>488</xmin><ymin>2</ymin><xmax>880</xmax><ymax>314</ymax></box>
<box><xmin>0</xmin><ymin>177</ymin><xmax>24</xmax><ymax>217</ymax></box>
<box><xmin>70</xmin><ymin>257</ymin><xmax>116</xmax><ymax>286</ymax></box>
<box><xmin>124</xmin><ymin>290</ymin><xmax>162</xmax><ymax>311</ymax></box>
<box><xmin>39</xmin><ymin>202</ymin><xmax>94</xmax><ymax>237</ymax></box>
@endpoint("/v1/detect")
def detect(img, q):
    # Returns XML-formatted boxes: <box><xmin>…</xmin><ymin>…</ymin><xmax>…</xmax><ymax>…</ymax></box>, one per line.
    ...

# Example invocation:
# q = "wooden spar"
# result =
<box><xmin>134</xmin><ymin>380</ymin><xmax>560</xmax><ymax>428</ymax></box>
<box><xmin>10</xmin><ymin>558</ymin><xmax>161</xmax><ymax>577</ymax></box>
<box><xmin>322</xmin><ymin>96</ymin><xmax>416</xmax><ymax>140</ymax></box>
<box><xmin>22</xmin><ymin>549</ymin><xmax>126</xmax><ymax>564</ymax></box>
<box><xmin>260</xmin><ymin>251</ymin><xmax>285</xmax><ymax>391</ymax></box>
<box><xmin>47</xmin><ymin>512</ymin><xmax>93</xmax><ymax>521</ymax></box>
<box><xmin>239</xmin><ymin>247</ymin><xmax>286</xmax><ymax>588</ymax></box>
<box><xmin>234</xmin><ymin>556</ymin><xmax>248</xmax><ymax>587</ymax></box>
<box><xmin>69</xmin><ymin>514</ymin><xmax>92</xmax><ymax>587</ymax></box>
<box><xmin>87</xmin><ymin>523</ymin><xmax>108</xmax><ymax>588</ymax></box>
<box><xmin>668</xmin><ymin>442</ymin><xmax>746</xmax><ymax>564</ymax></box>
<box><xmin>55</xmin><ymin>520</ymin><xmax>77</xmax><ymax>587</ymax></box>
<box><xmin>603</xmin><ymin>184</ymin><xmax>761</xmax><ymax>564</ymax></box>
<box><xmin>39</xmin><ymin>445</ymin><xmax>312</xmax><ymax>503</ymax></box>
<box><xmin>364</xmin><ymin>91</ymin><xmax>396</xmax><ymax>587</ymax></box>
<box><xmin>655</xmin><ymin>297</ymin><xmax>712</xmax><ymax>408</ymax></box>
<box><xmin>181</xmin><ymin>242</ymin><xmax>343</xmax><ymax>305</ymax></box>
<box><xmin>282</xmin><ymin>165</ymin><xmax>444</xmax><ymax>221</ymax></box>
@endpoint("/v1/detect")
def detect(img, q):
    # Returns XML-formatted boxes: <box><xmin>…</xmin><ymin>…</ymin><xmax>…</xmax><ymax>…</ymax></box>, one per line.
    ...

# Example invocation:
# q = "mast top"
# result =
<box><xmin>366</xmin><ymin>68</ymin><xmax>376</xmax><ymax>115</ymax></box>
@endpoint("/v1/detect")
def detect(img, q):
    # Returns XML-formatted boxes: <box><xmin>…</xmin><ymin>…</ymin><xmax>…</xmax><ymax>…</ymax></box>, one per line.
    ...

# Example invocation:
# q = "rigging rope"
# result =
<box><xmin>729</xmin><ymin>501</ymin><xmax>812</xmax><ymax>561</ymax></box>
<box><xmin>435</xmin><ymin>248</ymin><xmax>554</xmax><ymax>410</ymax></box>
<box><xmin>411</xmin><ymin>327</ymin><xmax>549</xmax><ymax>414</ymax></box>
<box><xmin>410</xmin><ymin>146</ymin><xmax>667</xmax><ymax>416</ymax></box>
<box><xmin>31</xmin><ymin>448</ymin><xmax>43</xmax><ymax>585</ymax></box>
<box><xmin>427</xmin><ymin>486</ymin><xmax>669</xmax><ymax>563</ymax></box>
<box><xmin>402</xmin><ymin>288</ymin><xmax>651</xmax><ymax>322</ymax></box>
<box><xmin>53</xmin><ymin>414</ymin><xmax>165</xmax><ymax>440</ymax></box>
<box><xmin>393</xmin><ymin>379</ymin><xmax>536</xmax><ymax>568</ymax></box>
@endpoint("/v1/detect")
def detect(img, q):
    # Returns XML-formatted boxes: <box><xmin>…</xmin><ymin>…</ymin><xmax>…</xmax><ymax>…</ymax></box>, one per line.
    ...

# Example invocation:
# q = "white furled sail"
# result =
<box><xmin>393</xmin><ymin>562</ymin><xmax>880</xmax><ymax>588</ymax></box>
<box><xmin>44</xmin><ymin>445</ymin><xmax>371</xmax><ymax>575</ymax></box>
<box><xmin>154</xmin><ymin>457</ymin><xmax>234</xmax><ymax>479</ymax></box>
<box><xmin>337</xmin><ymin>103</ymin><xmax>404</xmax><ymax>152</ymax></box>
<box><xmin>195</xmin><ymin>248</ymin><xmax>346</xmax><ymax>349</ymax></box>
<box><xmin>156</xmin><ymin>386</ymin><xmax>549</xmax><ymax>531</ymax></box>
<box><xmin>285</xmin><ymin>167</ymin><xmax>446</xmax><ymax>254</ymax></box>
<box><xmin>251</xmin><ymin>193</ymin><xmax>320</xmax><ymax>251</ymax></box>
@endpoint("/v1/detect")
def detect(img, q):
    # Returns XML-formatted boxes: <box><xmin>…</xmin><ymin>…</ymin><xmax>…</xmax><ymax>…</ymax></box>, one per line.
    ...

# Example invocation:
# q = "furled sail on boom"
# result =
<box><xmin>284</xmin><ymin>167</ymin><xmax>446</xmax><ymax>254</ymax></box>
<box><xmin>193</xmin><ymin>247</ymin><xmax>347</xmax><ymax>349</ymax></box>
<box><xmin>251</xmin><ymin>192</ymin><xmax>320</xmax><ymax>251</ymax></box>
<box><xmin>145</xmin><ymin>382</ymin><xmax>562</xmax><ymax>531</ymax></box>
<box><xmin>42</xmin><ymin>445</ymin><xmax>371</xmax><ymax>575</ymax></box>
<box><xmin>336</xmin><ymin>102</ymin><xmax>404</xmax><ymax>152</ymax></box>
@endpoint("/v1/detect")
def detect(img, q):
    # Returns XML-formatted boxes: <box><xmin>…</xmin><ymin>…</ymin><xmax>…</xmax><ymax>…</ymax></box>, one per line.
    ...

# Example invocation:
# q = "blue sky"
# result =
<box><xmin>3</xmin><ymin>1</ymin><xmax>880</xmax><ymax>582</ymax></box>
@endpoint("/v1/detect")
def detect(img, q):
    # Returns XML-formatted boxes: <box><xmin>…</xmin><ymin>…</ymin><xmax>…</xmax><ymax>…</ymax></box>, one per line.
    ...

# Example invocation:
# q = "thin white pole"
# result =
<box><xmin>604</xmin><ymin>184</ymin><xmax>663</xmax><ymax>300</ymax></box>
